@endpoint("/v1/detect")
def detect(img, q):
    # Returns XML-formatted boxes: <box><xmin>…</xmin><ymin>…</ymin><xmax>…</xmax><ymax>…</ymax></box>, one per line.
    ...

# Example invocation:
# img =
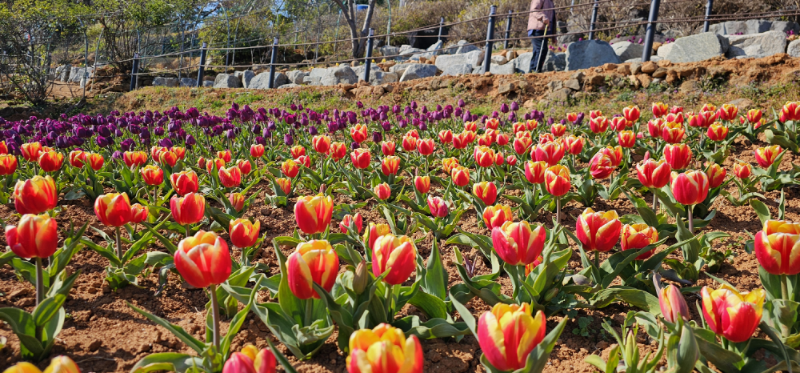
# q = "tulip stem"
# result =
<box><xmin>115</xmin><ymin>227</ymin><xmax>123</xmax><ymax>260</ymax></box>
<box><xmin>185</xmin><ymin>224</ymin><xmax>191</xmax><ymax>238</ymax></box>
<box><xmin>209</xmin><ymin>284</ymin><xmax>221</xmax><ymax>350</ymax></box>
<box><xmin>384</xmin><ymin>284</ymin><xmax>393</xmax><ymax>319</ymax></box>
<box><xmin>304</xmin><ymin>298</ymin><xmax>313</xmax><ymax>327</ymax></box>
<box><xmin>556</xmin><ymin>198</ymin><xmax>561</xmax><ymax>226</ymax></box>
<box><xmin>781</xmin><ymin>275</ymin><xmax>790</xmax><ymax>301</ymax></box>
<box><xmin>35</xmin><ymin>257</ymin><xmax>43</xmax><ymax>307</ymax></box>
<box><xmin>652</xmin><ymin>193</ymin><xmax>658</xmax><ymax>212</ymax></box>
<box><xmin>687</xmin><ymin>208</ymin><xmax>694</xmax><ymax>233</ymax></box>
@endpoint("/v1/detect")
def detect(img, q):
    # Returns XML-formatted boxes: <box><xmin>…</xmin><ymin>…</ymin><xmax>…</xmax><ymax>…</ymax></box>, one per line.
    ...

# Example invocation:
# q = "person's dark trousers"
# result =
<box><xmin>528</xmin><ymin>29</ymin><xmax>549</xmax><ymax>73</ymax></box>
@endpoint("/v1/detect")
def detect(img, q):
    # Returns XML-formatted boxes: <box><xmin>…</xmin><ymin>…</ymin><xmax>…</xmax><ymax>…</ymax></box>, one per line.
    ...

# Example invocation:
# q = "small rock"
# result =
<box><xmin>498</xmin><ymin>82</ymin><xmax>516</xmax><ymax>94</ymax></box>
<box><xmin>8</xmin><ymin>288</ymin><xmax>30</xmax><ymax>298</ymax></box>
<box><xmin>564</xmin><ymin>78</ymin><xmax>581</xmax><ymax>91</ymax></box>
<box><xmin>16</xmin><ymin>298</ymin><xmax>34</xmax><ymax>307</ymax></box>
<box><xmin>630</xmin><ymin>61</ymin><xmax>643</xmax><ymax>75</ymax></box>
<box><xmin>139</xmin><ymin>343</ymin><xmax>151</xmax><ymax>353</ymax></box>
<box><xmin>596</xmin><ymin>341</ymin><xmax>609</xmax><ymax>350</ymax></box>
<box><xmin>88</xmin><ymin>339</ymin><xmax>103</xmax><ymax>351</ymax></box>
<box><xmin>547</xmin><ymin>80</ymin><xmax>563</xmax><ymax>91</ymax></box>
<box><xmin>728</xmin><ymin>98</ymin><xmax>754</xmax><ymax>111</ymax></box>
<box><xmin>641</xmin><ymin>61</ymin><xmax>657</xmax><ymax>74</ymax></box>
<box><xmin>652</xmin><ymin>68</ymin><xmax>668</xmax><ymax>79</ymax></box>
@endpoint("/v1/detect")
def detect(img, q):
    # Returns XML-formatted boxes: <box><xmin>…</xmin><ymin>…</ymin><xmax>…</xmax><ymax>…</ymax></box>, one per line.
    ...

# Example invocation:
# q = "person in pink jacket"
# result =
<box><xmin>528</xmin><ymin>0</ymin><xmax>555</xmax><ymax>73</ymax></box>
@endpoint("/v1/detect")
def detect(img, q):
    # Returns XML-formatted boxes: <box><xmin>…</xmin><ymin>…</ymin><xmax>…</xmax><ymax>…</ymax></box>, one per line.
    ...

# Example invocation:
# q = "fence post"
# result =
<box><xmin>196</xmin><ymin>42</ymin><xmax>207</xmax><ymax>87</ymax></box>
<box><xmin>363</xmin><ymin>29</ymin><xmax>375</xmax><ymax>83</ymax></box>
<box><xmin>268</xmin><ymin>37</ymin><xmax>278</xmax><ymax>89</ymax></box>
<box><xmin>641</xmin><ymin>0</ymin><xmax>661</xmax><ymax>62</ymax></box>
<box><xmin>703</xmin><ymin>0</ymin><xmax>713</xmax><ymax>32</ymax></box>
<box><xmin>437</xmin><ymin>17</ymin><xmax>445</xmax><ymax>42</ymax></box>
<box><xmin>482</xmin><ymin>5</ymin><xmax>497</xmax><ymax>74</ymax></box>
<box><xmin>129</xmin><ymin>53</ymin><xmax>139</xmax><ymax>91</ymax></box>
<box><xmin>504</xmin><ymin>10</ymin><xmax>513</xmax><ymax>49</ymax></box>
<box><xmin>588</xmin><ymin>0</ymin><xmax>599</xmax><ymax>40</ymax></box>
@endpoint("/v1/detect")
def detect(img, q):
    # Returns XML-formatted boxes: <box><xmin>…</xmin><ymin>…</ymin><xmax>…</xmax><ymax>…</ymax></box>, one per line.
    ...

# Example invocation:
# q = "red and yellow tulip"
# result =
<box><xmin>287</xmin><ymin>240</ymin><xmax>339</xmax><ymax>299</ymax></box>
<box><xmin>170</xmin><ymin>170</ymin><xmax>199</xmax><ymax>196</ymax></box>
<box><xmin>294</xmin><ymin>194</ymin><xmax>333</xmax><ymax>235</ymax></box>
<box><xmin>171</xmin><ymin>192</ymin><xmax>206</xmax><ymax>225</ymax></box>
<box><xmin>754</xmin><ymin>220</ymin><xmax>800</xmax><ymax>276</ymax></box>
<box><xmin>483</xmin><ymin>204</ymin><xmax>512</xmax><ymax>229</ymax></box>
<box><xmin>670</xmin><ymin>170</ymin><xmax>709</xmax><ymax>206</ymax></box>
<box><xmin>491</xmin><ymin>221</ymin><xmax>547</xmax><ymax>266</ymax></box>
<box><xmin>5</xmin><ymin>214</ymin><xmax>58</xmax><ymax>259</ymax></box>
<box><xmin>13</xmin><ymin>176</ymin><xmax>58</xmax><ymax>215</ymax></box>
<box><xmin>229</xmin><ymin>218</ymin><xmax>261</xmax><ymax>248</ymax></box>
<box><xmin>477</xmin><ymin>303</ymin><xmax>546</xmax><ymax>371</ymax></box>
<box><xmin>620</xmin><ymin>223</ymin><xmax>659</xmax><ymax>260</ymax></box>
<box><xmin>175</xmin><ymin>230</ymin><xmax>232</xmax><ymax>288</ymax></box>
<box><xmin>372</xmin><ymin>234</ymin><xmax>417</xmax><ymax>285</ymax></box>
<box><xmin>576</xmin><ymin>208</ymin><xmax>621</xmax><ymax>252</ymax></box>
<box><xmin>701</xmin><ymin>284</ymin><xmax>764</xmax><ymax>342</ymax></box>
<box><xmin>347</xmin><ymin>324</ymin><xmax>423</xmax><ymax>373</ymax></box>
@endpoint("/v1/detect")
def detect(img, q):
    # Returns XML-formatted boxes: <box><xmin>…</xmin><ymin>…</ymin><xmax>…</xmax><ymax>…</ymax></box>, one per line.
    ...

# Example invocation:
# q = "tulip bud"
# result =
<box><xmin>701</xmin><ymin>284</ymin><xmax>764</xmax><ymax>342</ymax></box>
<box><xmin>441</xmin><ymin>158</ymin><xmax>459</xmax><ymax>174</ymax></box>
<box><xmin>374</xmin><ymin>183</ymin><xmax>391</xmax><ymax>200</ymax></box>
<box><xmin>217</xmin><ymin>150</ymin><xmax>232</xmax><ymax>162</ymax></box>
<box><xmin>474</xmin><ymin>146</ymin><xmax>495</xmax><ymax>168</ymax></box>
<box><xmin>621</xmin><ymin>223</ymin><xmax>659</xmax><ymax>260</ymax></box>
<box><xmin>492</xmin><ymin>221</ymin><xmax>547</xmax><ymax>266</ymax></box>
<box><xmin>576</xmin><ymin>208</ymin><xmax>621</xmax><ymax>252</ymax></box>
<box><xmin>364</xmin><ymin>223</ymin><xmax>391</xmax><ymax>251</ymax></box>
<box><xmin>705</xmin><ymin>163</ymin><xmax>726</xmax><ymax>189</ymax></box>
<box><xmin>372</xmin><ymin>234</ymin><xmax>417</xmax><ymax>285</ymax></box>
<box><xmin>294</xmin><ymin>195</ymin><xmax>333</xmax><ymax>235</ymax></box>
<box><xmin>589</xmin><ymin>151</ymin><xmax>615</xmax><ymax>180</ymax></box>
<box><xmin>350</xmin><ymin>124</ymin><xmax>368</xmax><ymax>143</ymax></box>
<box><xmin>544</xmin><ymin>165</ymin><xmax>570</xmax><ymax>197</ymax></box>
<box><xmin>4</xmin><ymin>362</ymin><xmax>44</xmax><ymax>373</ymax></box>
<box><xmin>670</xmin><ymin>170</ymin><xmax>709</xmax><ymax>206</ymax></box>
<box><xmin>663</xmin><ymin>143</ymin><xmax>692</xmax><ymax>171</ymax></box>
<box><xmin>352</xmin><ymin>261</ymin><xmax>368</xmax><ymax>294</ymax></box>
<box><xmin>250</xmin><ymin>144</ymin><xmax>265</xmax><ymax>158</ymax></box>
<box><xmin>175</xmin><ymin>230</ymin><xmax>232</xmax><ymax>288</ymax></box>
<box><xmin>130</xmin><ymin>203</ymin><xmax>149</xmax><ymax>224</ymax></box>
<box><xmin>754</xmin><ymin>220</ymin><xmax>800</xmax><ymax>275</ymax></box>
<box><xmin>141</xmin><ymin>165</ymin><xmax>164</xmax><ymax>186</ymax></box>
<box><xmin>312</xmin><ymin>135</ymin><xmax>331</xmax><ymax>154</ymax></box>
<box><xmin>755</xmin><ymin>145</ymin><xmax>782</xmax><ymax>168</ymax></box>
<box><xmin>281</xmin><ymin>159</ymin><xmax>300</xmax><ymax>178</ymax></box>
<box><xmin>287</xmin><ymin>240</ymin><xmax>339</xmax><ymax>299</ymax></box>
<box><xmin>478</xmin><ymin>303</ymin><xmax>546</xmax><ymax>371</ymax></box>
<box><xmin>254</xmin><ymin>348</ymin><xmax>277</xmax><ymax>373</ymax></box>
<box><xmin>417</xmin><ymin>138</ymin><xmax>435</xmax><ymax>156</ymax></box>
<box><xmin>733</xmin><ymin>162</ymin><xmax>752</xmax><ymax>179</ymax></box>
<box><xmin>219</xmin><ymin>166</ymin><xmax>243</xmax><ymax>188</ymax></box>
<box><xmin>483</xmin><ymin>204</ymin><xmax>512</xmax><ymax>229</ymax></box>
<box><xmin>170</xmin><ymin>170</ymin><xmax>199</xmax><ymax>196</ymax></box>
<box><xmin>657</xmin><ymin>283</ymin><xmax>690</xmax><ymax>323</ymax></box>
<box><xmin>230</xmin><ymin>218</ymin><xmax>261</xmax><ymax>248</ymax></box>
<box><xmin>171</xmin><ymin>192</ymin><xmax>206</xmax><ymax>225</ymax></box>
<box><xmin>623</xmin><ymin>105</ymin><xmax>640</xmax><ymax>122</ymax></box>
<box><xmin>43</xmin><ymin>356</ymin><xmax>81</xmax><ymax>373</ymax></box>
<box><xmin>94</xmin><ymin>193</ymin><xmax>132</xmax><ymax>227</ymax></box>
<box><xmin>351</xmin><ymin>149</ymin><xmax>371</xmax><ymax>169</ymax></box>
<box><xmin>414</xmin><ymin>175</ymin><xmax>431</xmax><ymax>194</ymax></box>
<box><xmin>37</xmin><ymin>151</ymin><xmax>64</xmax><ymax>172</ymax></box>
<box><xmin>533</xmin><ymin>141</ymin><xmax>565</xmax><ymax>166</ymax></box>
<box><xmin>236</xmin><ymin>160</ymin><xmax>252</xmax><ymax>175</ymax></box>
<box><xmin>340</xmin><ymin>213</ymin><xmax>364</xmax><ymax>234</ymax></box>
<box><xmin>0</xmin><ymin>154</ymin><xmax>17</xmax><ymax>176</ymax></box>
<box><xmin>427</xmin><ymin>196</ymin><xmax>449</xmax><ymax>218</ymax></box>
<box><xmin>87</xmin><ymin>153</ymin><xmax>104</xmax><ymax>171</ymax></box>
<box><xmin>347</xmin><ymin>324</ymin><xmax>423</xmax><ymax>373</ymax></box>
<box><xmin>228</xmin><ymin>193</ymin><xmax>245</xmax><ymax>212</ymax></box>
<box><xmin>472</xmin><ymin>181</ymin><xmax>497</xmax><ymax>205</ymax></box>
<box><xmin>450</xmin><ymin>166</ymin><xmax>470</xmax><ymax>187</ymax></box>
<box><xmin>14</xmin><ymin>175</ymin><xmax>58</xmax><ymax>215</ymax></box>
<box><xmin>652</xmin><ymin>102</ymin><xmax>668</xmax><ymax>117</ymax></box>
<box><xmin>380</xmin><ymin>141</ymin><xmax>395</xmax><ymax>156</ymax></box>
<box><xmin>222</xmin><ymin>352</ymin><xmax>256</xmax><ymax>373</ymax></box>
<box><xmin>706</xmin><ymin>122</ymin><xmax>729</xmax><ymax>142</ymax></box>
<box><xmin>636</xmin><ymin>159</ymin><xmax>671</xmax><ymax>188</ymax></box>
<box><xmin>20</xmin><ymin>142</ymin><xmax>43</xmax><ymax>162</ymax></box>
<box><xmin>5</xmin><ymin>214</ymin><xmax>58</xmax><ymax>259</ymax></box>
<box><xmin>381</xmin><ymin>156</ymin><xmax>400</xmax><ymax>176</ymax></box>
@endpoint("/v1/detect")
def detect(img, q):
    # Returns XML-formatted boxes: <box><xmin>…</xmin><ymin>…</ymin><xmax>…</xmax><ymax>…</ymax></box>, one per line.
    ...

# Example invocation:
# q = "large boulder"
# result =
<box><xmin>287</xmin><ymin>70</ymin><xmax>308</xmax><ymax>85</ymax></box>
<box><xmin>320</xmin><ymin>65</ymin><xmax>358</xmax><ymax>86</ymax></box>
<box><xmin>722</xmin><ymin>31</ymin><xmax>787</xmax><ymax>58</ymax></box>
<box><xmin>248</xmin><ymin>72</ymin><xmax>288</xmax><ymax>89</ymax></box>
<box><xmin>399</xmin><ymin>46</ymin><xmax>426</xmax><ymax>57</ymax></box>
<box><xmin>656</xmin><ymin>32</ymin><xmax>724</xmax><ymax>63</ymax></box>
<box><xmin>399</xmin><ymin>64</ymin><xmax>438</xmax><ymax>81</ymax></box>
<box><xmin>464</xmin><ymin>49</ymin><xmax>486</xmax><ymax>68</ymax></box>
<box><xmin>59</xmin><ymin>65</ymin><xmax>71</xmax><ymax>82</ymax></box>
<box><xmin>565</xmin><ymin>40</ymin><xmax>620</xmax><ymax>71</ymax></box>
<box><xmin>369</xmin><ymin>71</ymin><xmax>399</xmax><ymax>85</ymax></box>
<box><xmin>389</xmin><ymin>63</ymin><xmax>419</xmax><ymax>75</ymax></box>
<box><xmin>213</xmin><ymin>73</ymin><xmax>242</xmax><ymax>88</ymax></box>
<box><xmin>380</xmin><ymin>45</ymin><xmax>400</xmax><ymax>58</ymax></box>
<box><xmin>612</xmin><ymin>41</ymin><xmax>644</xmax><ymax>62</ymax></box>
<box><xmin>771</xmin><ymin>21</ymin><xmax>800</xmax><ymax>34</ymax></box>
<box><xmin>240</xmin><ymin>70</ymin><xmax>255</xmax><ymax>88</ymax></box>
<box><xmin>152</xmin><ymin>77</ymin><xmax>179</xmax><ymax>87</ymax></box>
<box><xmin>353</xmin><ymin>64</ymin><xmax>382</xmax><ymax>79</ymax></box>
<box><xmin>427</xmin><ymin>40</ymin><xmax>443</xmax><ymax>54</ymax></box>
<box><xmin>514</xmin><ymin>51</ymin><xmax>565</xmax><ymax>73</ymax></box>
<box><xmin>441</xmin><ymin>64</ymin><xmax>474</xmax><ymax>76</ymax></box>
<box><xmin>489</xmin><ymin>63</ymin><xmax>516</xmax><ymax>75</ymax></box>
<box><xmin>788</xmin><ymin>39</ymin><xmax>800</xmax><ymax>58</ymax></box>
<box><xmin>202</xmin><ymin>81</ymin><xmax>214</xmax><ymax>87</ymax></box>
<box><xmin>709</xmin><ymin>20</ymin><xmax>784</xmax><ymax>35</ymax></box>
<box><xmin>455</xmin><ymin>40</ymin><xmax>480</xmax><ymax>54</ymax></box>
<box><xmin>180</xmin><ymin>78</ymin><xmax>197</xmax><ymax>87</ymax></box>
<box><xmin>434</xmin><ymin>54</ymin><xmax>468</xmax><ymax>71</ymax></box>
<box><xmin>303</xmin><ymin>68</ymin><xmax>329</xmax><ymax>86</ymax></box>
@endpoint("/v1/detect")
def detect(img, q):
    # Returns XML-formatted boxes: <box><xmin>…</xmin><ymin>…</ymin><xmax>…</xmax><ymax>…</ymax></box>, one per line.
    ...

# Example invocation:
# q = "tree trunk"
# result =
<box><xmin>334</xmin><ymin>0</ymin><xmax>379</xmax><ymax>59</ymax></box>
